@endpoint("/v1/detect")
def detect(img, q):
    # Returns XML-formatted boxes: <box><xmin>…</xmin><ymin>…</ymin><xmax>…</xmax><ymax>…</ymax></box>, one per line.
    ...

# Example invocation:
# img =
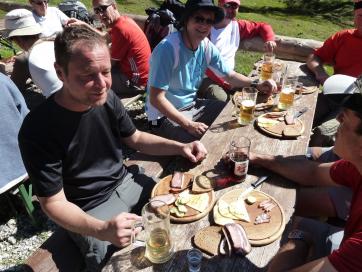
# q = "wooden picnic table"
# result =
<box><xmin>103</xmin><ymin>59</ymin><xmax>319</xmax><ymax>272</ymax></box>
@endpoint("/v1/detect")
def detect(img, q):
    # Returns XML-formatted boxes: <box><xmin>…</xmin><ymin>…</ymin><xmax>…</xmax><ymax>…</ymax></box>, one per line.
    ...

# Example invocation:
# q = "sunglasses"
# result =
<box><xmin>223</xmin><ymin>3</ymin><xmax>239</xmax><ymax>9</ymax></box>
<box><xmin>93</xmin><ymin>4</ymin><xmax>112</xmax><ymax>15</ymax></box>
<box><xmin>32</xmin><ymin>0</ymin><xmax>49</xmax><ymax>5</ymax></box>
<box><xmin>193</xmin><ymin>16</ymin><xmax>215</xmax><ymax>26</ymax></box>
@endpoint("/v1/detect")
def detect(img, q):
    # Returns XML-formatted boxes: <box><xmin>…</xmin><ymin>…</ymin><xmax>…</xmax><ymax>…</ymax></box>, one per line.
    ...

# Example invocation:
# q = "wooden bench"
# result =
<box><xmin>24</xmin><ymin>153</ymin><xmax>172</xmax><ymax>272</ymax></box>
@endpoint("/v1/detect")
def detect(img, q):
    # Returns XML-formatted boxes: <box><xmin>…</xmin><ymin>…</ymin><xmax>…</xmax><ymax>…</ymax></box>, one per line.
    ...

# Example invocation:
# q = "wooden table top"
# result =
<box><xmin>103</xmin><ymin>60</ymin><xmax>319</xmax><ymax>272</ymax></box>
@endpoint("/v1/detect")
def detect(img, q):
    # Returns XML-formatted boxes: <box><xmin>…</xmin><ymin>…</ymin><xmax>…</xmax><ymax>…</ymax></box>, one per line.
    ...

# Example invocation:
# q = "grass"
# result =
<box><xmin>1</xmin><ymin>0</ymin><xmax>354</xmax><ymax>74</ymax></box>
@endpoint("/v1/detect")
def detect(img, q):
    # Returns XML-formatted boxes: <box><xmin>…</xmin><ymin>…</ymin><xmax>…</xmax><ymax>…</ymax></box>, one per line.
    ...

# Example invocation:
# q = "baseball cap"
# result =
<box><xmin>5</xmin><ymin>9</ymin><xmax>42</xmax><ymax>38</ymax></box>
<box><xmin>323</xmin><ymin>74</ymin><xmax>362</xmax><ymax>115</ymax></box>
<box><xmin>219</xmin><ymin>0</ymin><xmax>240</xmax><ymax>5</ymax></box>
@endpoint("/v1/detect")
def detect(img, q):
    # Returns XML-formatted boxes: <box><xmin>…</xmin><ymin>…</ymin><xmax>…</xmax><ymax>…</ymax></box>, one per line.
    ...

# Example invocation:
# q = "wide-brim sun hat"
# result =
<box><xmin>323</xmin><ymin>74</ymin><xmax>362</xmax><ymax>115</ymax></box>
<box><xmin>219</xmin><ymin>0</ymin><xmax>241</xmax><ymax>6</ymax></box>
<box><xmin>182</xmin><ymin>0</ymin><xmax>225</xmax><ymax>25</ymax></box>
<box><xmin>5</xmin><ymin>9</ymin><xmax>42</xmax><ymax>38</ymax></box>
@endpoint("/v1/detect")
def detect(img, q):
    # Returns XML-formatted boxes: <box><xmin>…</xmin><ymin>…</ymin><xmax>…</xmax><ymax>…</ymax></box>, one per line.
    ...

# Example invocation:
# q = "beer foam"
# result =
<box><xmin>282</xmin><ymin>87</ymin><xmax>294</xmax><ymax>94</ymax></box>
<box><xmin>241</xmin><ymin>99</ymin><xmax>255</xmax><ymax>107</ymax></box>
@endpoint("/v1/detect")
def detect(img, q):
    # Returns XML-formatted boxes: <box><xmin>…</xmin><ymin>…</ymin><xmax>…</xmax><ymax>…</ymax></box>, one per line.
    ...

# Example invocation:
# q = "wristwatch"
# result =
<box><xmin>250</xmin><ymin>80</ymin><xmax>258</xmax><ymax>89</ymax></box>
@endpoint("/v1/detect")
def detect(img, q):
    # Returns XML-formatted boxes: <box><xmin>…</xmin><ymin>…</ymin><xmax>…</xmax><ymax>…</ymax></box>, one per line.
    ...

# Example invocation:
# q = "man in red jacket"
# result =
<box><xmin>251</xmin><ymin>75</ymin><xmax>362</xmax><ymax>271</ymax></box>
<box><xmin>198</xmin><ymin>0</ymin><xmax>277</xmax><ymax>101</ymax></box>
<box><xmin>92</xmin><ymin>0</ymin><xmax>151</xmax><ymax>97</ymax></box>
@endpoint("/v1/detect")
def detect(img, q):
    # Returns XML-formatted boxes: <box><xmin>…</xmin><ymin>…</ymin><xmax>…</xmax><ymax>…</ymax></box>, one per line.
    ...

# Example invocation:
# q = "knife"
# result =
<box><xmin>294</xmin><ymin>107</ymin><xmax>308</xmax><ymax>119</ymax></box>
<box><xmin>238</xmin><ymin>175</ymin><xmax>269</xmax><ymax>200</ymax></box>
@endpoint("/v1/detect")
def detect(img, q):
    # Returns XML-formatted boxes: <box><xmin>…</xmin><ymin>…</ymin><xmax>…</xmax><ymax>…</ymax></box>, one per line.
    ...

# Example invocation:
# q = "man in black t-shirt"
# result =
<box><xmin>18</xmin><ymin>25</ymin><xmax>207</xmax><ymax>271</ymax></box>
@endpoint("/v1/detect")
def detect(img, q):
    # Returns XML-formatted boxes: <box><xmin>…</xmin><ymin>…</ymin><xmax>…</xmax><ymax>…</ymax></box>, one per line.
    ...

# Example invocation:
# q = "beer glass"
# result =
<box><xmin>277</xmin><ymin>77</ymin><xmax>297</xmax><ymax>110</ymax></box>
<box><xmin>131</xmin><ymin>200</ymin><xmax>174</xmax><ymax>263</ymax></box>
<box><xmin>238</xmin><ymin>87</ymin><xmax>258</xmax><ymax>125</ymax></box>
<box><xmin>229</xmin><ymin>137</ymin><xmax>251</xmax><ymax>182</ymax></box>
<box><xmin>260</xmin><ymin>52</ymin><xmax>275</xmax><ymax>81</ymax></box>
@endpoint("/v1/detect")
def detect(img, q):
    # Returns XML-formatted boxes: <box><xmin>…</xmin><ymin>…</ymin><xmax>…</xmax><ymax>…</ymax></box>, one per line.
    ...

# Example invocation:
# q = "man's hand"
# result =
<box><xmin>100</xmin><ymin>212</ymin><xmax>142</xmax><ymax>248</ymax></box>
<box><xmin>180</xmin><ymin>141</ymin><xmax>207</xmax><ymax>163</ymax></box>
<box><xmin>185</xmin><ymin>121</ymin><xmax>208</xmax><ymax>137</ymax></box>
<box><xmin>257</xmin><ymin>79</ymin><xmax>277</xmax><ymax>96</ymax></box>
<box><xmin>264</xmin><ymin>41</ymin><xmax>277</xmax><ymax>52</ymax></box>
<box><xmin>315</xmin><ymin>72</ymin><xmax>329</xmax><ymax>85</ymax></box>
<box><xmin>66</xmin><ymin>18</ymin><xmax>88</xmax><ymax>27</ymax></box>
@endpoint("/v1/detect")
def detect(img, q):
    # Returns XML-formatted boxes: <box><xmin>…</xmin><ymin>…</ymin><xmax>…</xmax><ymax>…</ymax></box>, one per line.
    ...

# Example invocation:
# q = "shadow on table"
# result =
<box><xmin>209</xmin><ymin>119</ymin><xmax>240</xmax><ymax>133</ymax></box>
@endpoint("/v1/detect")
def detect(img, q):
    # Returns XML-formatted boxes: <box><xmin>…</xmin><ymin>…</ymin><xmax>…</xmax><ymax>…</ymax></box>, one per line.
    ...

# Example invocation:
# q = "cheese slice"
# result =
<box><xmin>213</xmin><ymin>203</ymin><xmax>235</xmax><ymax>225</ymax></box>
<box><xmin>186</xmin><ymin>193</ymin><xmax>209</xmax><ymax>212</ymax></box>
<box><xmin>228</xmin><ymin>199</ymin><xmax>251</xmax><ymax>223</ymax></box>
<box><xmin>257</xmin><ymin>116</ymin><xmax>280</xmax><ymax>128</ymax></box>
<box><xmin>218</xmin><ymin>199</ymin><xmax>239</xmax><ymax>220</ymax></box>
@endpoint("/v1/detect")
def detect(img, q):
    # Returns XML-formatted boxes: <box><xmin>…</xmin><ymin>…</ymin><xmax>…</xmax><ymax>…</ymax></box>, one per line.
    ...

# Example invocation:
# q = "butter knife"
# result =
<box><xmin>294</xmin><ymin>107</ymin><xmax>308</xmax><ymax>119</ymax></box>
<box><xmin>239</xmin><ymin>175</ymin><xmax>269</xmax><ymax>200</ymax></box>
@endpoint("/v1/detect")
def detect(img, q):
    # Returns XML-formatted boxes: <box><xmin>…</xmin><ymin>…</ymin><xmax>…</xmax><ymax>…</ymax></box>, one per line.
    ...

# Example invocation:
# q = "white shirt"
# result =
<box><xmin>210</xmin><ymin>20</ymin><xmax>240</xmax><ymax>70</ymax></box>
<box><xmin>28</xmin><ymin>40</ymin><xmax>62</xmax><ymax>97</ymax></box>
<box><xmin>33</xmin><ymin>7</ymin><xmax>68</xmax><ymax>38</ymax></box>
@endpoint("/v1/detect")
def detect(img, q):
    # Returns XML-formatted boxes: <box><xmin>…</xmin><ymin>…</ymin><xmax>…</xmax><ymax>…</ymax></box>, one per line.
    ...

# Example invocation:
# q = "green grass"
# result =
<box><xmin>2</xmin><ymin>0</ymin><xmax>354</xmax><ymax>75</ymax></box>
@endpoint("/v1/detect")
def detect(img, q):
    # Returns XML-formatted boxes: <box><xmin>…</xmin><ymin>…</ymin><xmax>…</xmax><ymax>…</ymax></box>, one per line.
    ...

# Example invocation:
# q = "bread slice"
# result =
<box><xmin>283</xmin><ymin>125</ymin><xmax>301</xmax><ymax>137</ymax></box>
<box><xmin>192</xmin><ymin>175</ymin><xmax>215</xmax><ymax>193</ymax></box>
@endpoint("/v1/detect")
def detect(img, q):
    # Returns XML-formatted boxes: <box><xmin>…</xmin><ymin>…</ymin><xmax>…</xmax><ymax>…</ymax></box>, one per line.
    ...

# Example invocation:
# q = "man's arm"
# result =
<box><xmin>122</xmin><ymin>129</ymin><xmax>207</xmax><ymax>163</ymax></box>
<box><xmin>149</xmin><ymin>87</ymin><xmax>208</xmax><ymax>137</ymax></box>
<box><xmin>306</xmin><ymin>54</ymin><xmax>329</xmax><ymax>84</ymax></box>
<box><xmin>38</xmin><ymin>189</ymin><xmax>141</xmax><ymax>247</ymax></box>
<box><xmin>269</xmin><ymin>246</ymin><xmax>336</xmax><ymax>272</ymax></box>
<box><xmin>224</xmin><ymin>71</ymin><xmax>277</xmax><ymax>96</ymax></box>
<box><xmin>250</xmin><ymin>153</ymin><xmax>337</xmax><ymax>187</ymax></box>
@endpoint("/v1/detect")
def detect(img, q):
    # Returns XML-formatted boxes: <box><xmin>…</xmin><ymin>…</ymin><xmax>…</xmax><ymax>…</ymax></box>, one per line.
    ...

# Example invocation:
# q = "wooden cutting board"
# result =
<box><xmin>151</xmin><ymin>173</ymin><xmax>215</xmax><ymax>223</ymax></box>
<box><xmin>298</xmin><ymin>86</ymin><xmax>319</xmax><ymax>95</ymax></box>
<box><xmin>257</xmin><ymin>112</ymin><xmax>304</xmax><ymax>138</ymax></box>
<box><xmin>213</xmin><ymin>190</ymin><xmax>285</xmax><ymax>246</ymax></box>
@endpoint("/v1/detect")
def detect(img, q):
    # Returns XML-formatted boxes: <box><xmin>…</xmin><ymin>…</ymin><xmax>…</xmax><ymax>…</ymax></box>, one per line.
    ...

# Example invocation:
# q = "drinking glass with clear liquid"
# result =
<box><xmin>260</xmin><ymin>52</ymin><xmax>275</xmax><ymax>81</ymax></box>
<box><xmin>238</xmin><ymin>87</ymin><xmax>258</xmax><ymax>125</ymax></box>
<box><xmin>229</xmin><ymin>137</ymin><xmax>251</xmax><ymax>182</ymax></box>
<box><xmin>131</xmin><ymin>200</ymin><xmax>174</xmax><ymax>264</ymax></box>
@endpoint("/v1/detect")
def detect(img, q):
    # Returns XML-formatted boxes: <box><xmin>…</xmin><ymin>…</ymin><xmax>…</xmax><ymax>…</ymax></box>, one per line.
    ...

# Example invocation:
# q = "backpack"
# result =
<box><xmin>58</xmin><ymin>0</ymin><xmax>93</xmax><ymax>24</ymax></box>
<box><xmin>144</xmin><ymin>0</ymin><xmax>185</xmax><ymax>51</ymax></box>
<box><xmin>144</xmin><ymin>8</ymin><xmax>176</xmax><ymax>50</ymax></box>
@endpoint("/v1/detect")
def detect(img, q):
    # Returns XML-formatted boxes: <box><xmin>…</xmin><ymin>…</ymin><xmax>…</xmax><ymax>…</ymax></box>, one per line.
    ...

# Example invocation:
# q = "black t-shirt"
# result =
<box><xmin>18</xmin><ymin>90</ymin><xmax>136</xmax><ymax>211</ymax></box>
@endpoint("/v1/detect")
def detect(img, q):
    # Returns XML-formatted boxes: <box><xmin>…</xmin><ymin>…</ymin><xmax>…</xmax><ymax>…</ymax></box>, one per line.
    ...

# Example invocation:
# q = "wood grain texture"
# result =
<box><xmin>103</xmin><ymin>60</ymin><xmax>318</xmax><ymax>272</ymax></box>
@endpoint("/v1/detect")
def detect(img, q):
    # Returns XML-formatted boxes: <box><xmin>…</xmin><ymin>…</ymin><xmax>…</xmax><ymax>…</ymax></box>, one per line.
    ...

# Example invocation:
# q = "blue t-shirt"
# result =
<box><xmin>146</xmin><ymin>32</ymin><xmax>231</xmax><ymax>120</ymax></box>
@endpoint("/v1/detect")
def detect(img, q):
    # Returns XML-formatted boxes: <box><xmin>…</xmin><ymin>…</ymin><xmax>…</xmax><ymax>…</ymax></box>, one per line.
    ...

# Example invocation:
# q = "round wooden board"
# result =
<box><xmin>256</xmin><ymin>112</ymin><xmax>304</xmax><ymax>138</ymax></box>
<box><xmin>300</xmin><ymin>86</ymin><xmax>319</xmax><ymax>95</ymax></box>
<box><xmin>214</xmin><ymin>190</ymin><xmax>285</xmax><ymax>246</ymax></box>
<box><xmin>256</xmin><ymin>96</ymin><xmax>274</xmax><ymax>111</ymax></box>
<box><xmin>151</xmin><ymin>173</ymin><xmax>215</xmax><ymax>223</ymax></box>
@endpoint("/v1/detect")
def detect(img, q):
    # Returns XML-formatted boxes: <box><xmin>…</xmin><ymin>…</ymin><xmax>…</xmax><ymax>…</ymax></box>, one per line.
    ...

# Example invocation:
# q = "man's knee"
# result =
<box><xmin>68</xmin><ymin>231</ymin><xmax>117</xmax><ymax>272</ymax></box>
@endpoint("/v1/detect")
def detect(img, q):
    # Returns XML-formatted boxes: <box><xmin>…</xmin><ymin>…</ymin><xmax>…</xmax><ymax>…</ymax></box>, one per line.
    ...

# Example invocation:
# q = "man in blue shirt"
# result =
<box><xmin>146</xmin><ymin>0</ymin><xmax>276</xmax><ymax>142</ymax></box>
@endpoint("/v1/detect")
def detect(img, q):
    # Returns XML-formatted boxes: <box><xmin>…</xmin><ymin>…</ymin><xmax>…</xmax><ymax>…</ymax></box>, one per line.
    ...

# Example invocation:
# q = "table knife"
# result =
<box><xmin>239</xmin><ymin>175</ymin><xmax>269</xmax><ymax>200</ymax></box>
<box><xmin>294</xmin><ymin>107</ymin><xmax>308</xmax><ymax>119</ymax></box>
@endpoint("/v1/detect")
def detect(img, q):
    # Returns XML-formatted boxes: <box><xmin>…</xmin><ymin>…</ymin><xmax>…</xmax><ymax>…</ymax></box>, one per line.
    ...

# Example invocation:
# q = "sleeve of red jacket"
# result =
<box><xmin>237</xmin><ymin>19</ymin><xmax>275</xmax><ymax>42</ymax></box>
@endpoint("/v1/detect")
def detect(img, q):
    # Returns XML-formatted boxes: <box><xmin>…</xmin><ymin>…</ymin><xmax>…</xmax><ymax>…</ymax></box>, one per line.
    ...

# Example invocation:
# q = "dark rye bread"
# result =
<box><xmin>194</xmin><ymin>226</ymin><xmax>223</xmax><ymax>256</ymax></box>
<box><xmin>192</xmin><ymin>175</ymin><xmax>215</xmax><ymax>193</ymax></box>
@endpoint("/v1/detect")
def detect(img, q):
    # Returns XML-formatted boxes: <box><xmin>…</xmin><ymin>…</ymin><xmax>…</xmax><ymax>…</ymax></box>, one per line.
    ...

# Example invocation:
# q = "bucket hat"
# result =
<box><xmin>182</xmin><ymin>0</ymin><xmax>225</xmax><ymax>25</ymax></box>
<box><xmin>5</xmin><ymin>9</ymin><xmax>42</xmax><ymax>38</ymax></box>
<box><xmin>219</xmin><ymin>0</ymin><xmax>240</xmax><ymax>6</ymax></box>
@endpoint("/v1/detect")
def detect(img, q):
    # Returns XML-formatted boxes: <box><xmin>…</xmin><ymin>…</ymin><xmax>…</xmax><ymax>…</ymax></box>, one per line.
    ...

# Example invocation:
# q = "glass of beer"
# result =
<box><xmin>277</xmin><ymin>77</ymin><xmax>297</xmax><ymax>110</ymax></box>
<box><xmin>131</xmin><ymin>200</ymin><xmax>174</xmax><ymax>263</ymax></box>
<box><xmin>260</xmin><ymin>52</ymin><xmax>275</xmax><ymax>81</ymax></box>
<box><xmin>238</xmin><ymin>87</ymin><xmax>258</xmax><ymax>125</ymax></box>
<box><xmin>229</xmin><ymin>137</ymin><xmax>251</xmax><ymax>182</ymax></box>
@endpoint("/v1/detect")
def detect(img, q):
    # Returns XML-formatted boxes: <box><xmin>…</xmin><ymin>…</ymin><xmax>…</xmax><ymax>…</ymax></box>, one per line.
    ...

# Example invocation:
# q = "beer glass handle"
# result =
<box><xmin>131</xmin><ymin>220</ymin><xmax>144</xmax><ymax>248</ymax></box>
